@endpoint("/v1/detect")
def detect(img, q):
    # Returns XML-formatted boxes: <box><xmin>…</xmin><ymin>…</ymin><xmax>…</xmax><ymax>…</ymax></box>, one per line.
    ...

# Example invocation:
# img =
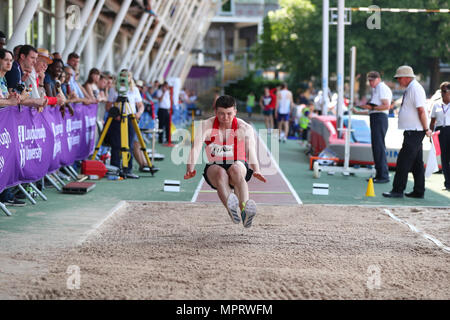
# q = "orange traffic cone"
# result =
<box><xmin>365</xmin><ymin>177</ymin><xmax>375</xmax><ymax>197</ymax></box>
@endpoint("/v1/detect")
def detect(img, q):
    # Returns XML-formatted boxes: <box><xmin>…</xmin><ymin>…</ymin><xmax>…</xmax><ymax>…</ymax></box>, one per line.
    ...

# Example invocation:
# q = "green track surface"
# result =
<box><xmin>1</xmin><ymin>119</ymin><xmax>448</xmax><ymax>240</ymax></box>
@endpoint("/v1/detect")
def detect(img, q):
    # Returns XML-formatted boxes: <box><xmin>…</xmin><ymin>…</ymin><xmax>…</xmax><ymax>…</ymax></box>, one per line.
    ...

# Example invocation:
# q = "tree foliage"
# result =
<box><xmin>254</xmin><ymin>0</ymin><xmax>450</xmax><ymax>94</ymax></box>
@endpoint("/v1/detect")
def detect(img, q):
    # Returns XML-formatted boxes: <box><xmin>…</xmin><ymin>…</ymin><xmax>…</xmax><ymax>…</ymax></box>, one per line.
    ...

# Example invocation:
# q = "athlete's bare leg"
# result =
<box><xmin>227</xmin><ymin>162</ymin><xmax>249</xmax><ymax>211</ymax></box>
<box><xmin>206</xmin><ymin>165</ymin><xmax>232</xmax><ymax>208</ymax></box>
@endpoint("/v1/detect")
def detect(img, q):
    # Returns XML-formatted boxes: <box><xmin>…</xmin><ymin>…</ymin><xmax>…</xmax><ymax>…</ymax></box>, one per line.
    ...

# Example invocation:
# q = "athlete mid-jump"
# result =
<box><xmin>184</xmin><ymin>95</ymin><xmax>267</xmax><ymax>228</ymax></box>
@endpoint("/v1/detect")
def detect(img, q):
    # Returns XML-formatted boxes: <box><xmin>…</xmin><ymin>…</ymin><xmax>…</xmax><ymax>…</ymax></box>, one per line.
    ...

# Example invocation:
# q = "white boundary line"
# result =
<box><xmin>253</xmin><ymin>125</ymin><xmax>303</xmax><ymax>205</ymax></box>
<box><xmin>382</xmin><ymin>208</ymin><xmax>450</xmax><ymax>254</ymax></box>
<box><xmin>77</xmin><ymin>200</ymin><xmax>127</xmax><ymax>246</ymax></box>
<box><xmin>191</xmin><ymin>177</ymin><xmax>205</xmax><ymax>202</ymax></box>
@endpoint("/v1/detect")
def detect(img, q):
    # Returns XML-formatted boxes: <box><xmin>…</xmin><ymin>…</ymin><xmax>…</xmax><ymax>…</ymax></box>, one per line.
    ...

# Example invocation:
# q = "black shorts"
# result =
<box><xmin>203</xmin><ymin>161</ymin><xmax>253</xmax><ymax>190</ymax></box>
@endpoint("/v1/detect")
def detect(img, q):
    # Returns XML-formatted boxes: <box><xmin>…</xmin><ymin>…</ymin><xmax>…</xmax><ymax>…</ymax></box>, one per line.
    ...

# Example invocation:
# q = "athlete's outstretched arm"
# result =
<box><xmin>184</xmin><ymin>118</ymin><xmax>211</xmax><ymax>179</ymax></box>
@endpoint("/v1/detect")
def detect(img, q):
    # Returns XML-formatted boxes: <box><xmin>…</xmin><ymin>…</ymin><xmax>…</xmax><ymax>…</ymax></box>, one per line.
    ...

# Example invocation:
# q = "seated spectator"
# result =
<box><xmin>83</xmin><ymin>68</ymin><xmax>101</xmax><ymax>100</ymax></box>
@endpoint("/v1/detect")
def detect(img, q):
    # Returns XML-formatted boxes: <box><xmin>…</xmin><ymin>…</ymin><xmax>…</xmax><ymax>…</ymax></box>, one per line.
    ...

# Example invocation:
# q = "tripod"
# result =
<box><xmin>91</xmin><ymin>96</ymin><xmax>158</xmax><ymax>176</ymax></box>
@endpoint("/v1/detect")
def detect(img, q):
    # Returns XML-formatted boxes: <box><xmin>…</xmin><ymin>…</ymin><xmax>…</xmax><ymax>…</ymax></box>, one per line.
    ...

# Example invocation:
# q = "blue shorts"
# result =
<box><xmin>263</xmin><ymin>109</ymin><xmax>274</xmax><ymax>116</ymax></box>
<box><xmin>278</xmin><ymin>113</ymin><xmax>289</xmax><ymax>122</ymax></box>
<box><xmin>246</xmin><ymin>106</ymin><xmax>253</xmax><ymax>113</ymax></box>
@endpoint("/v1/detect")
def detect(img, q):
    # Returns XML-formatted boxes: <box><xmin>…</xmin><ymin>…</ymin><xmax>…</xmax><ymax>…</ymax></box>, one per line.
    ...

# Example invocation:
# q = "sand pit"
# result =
<box><xmin>1</xmin><ymin>202</ymin><xmax>449</xmax><ymax>300</ymax></box>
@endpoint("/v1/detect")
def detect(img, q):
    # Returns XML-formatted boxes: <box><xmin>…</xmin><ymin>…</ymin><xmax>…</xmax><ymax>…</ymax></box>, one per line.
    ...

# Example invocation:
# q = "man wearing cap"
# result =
<box><xmin>353</xmin><ymin>71</ymin><xmax>392</xmax><ymax>183</ymax></box>
<box><xmin>383</xmin><ymin>66</ymin><xmax>431</xmax><ymax>198</ymax></box>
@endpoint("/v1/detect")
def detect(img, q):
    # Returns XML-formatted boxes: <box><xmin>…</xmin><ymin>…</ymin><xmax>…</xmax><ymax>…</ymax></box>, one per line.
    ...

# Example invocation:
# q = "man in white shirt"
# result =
<box><xmin>353</xmin><ymin>71</ymin><xmax>392</xmax><ymax>183</ymax></box>
<box><xmin>383</xmin><ymin>66</ymin><xmax>431</xmax><ymax>198</ymax></box>
<box><xmin>429</xmin><ymin>82</ymin><xmax>450</xmax><ymax>191</ymax></box>
<box><xmin>276</xmin><ymin>82</ymin><xmax>294</xmax><ymax>143</ymax></box>
<box><xmin>157</xmin><ymin>81</ymin><xmax>171</xmax><ymax>144</ymax></box>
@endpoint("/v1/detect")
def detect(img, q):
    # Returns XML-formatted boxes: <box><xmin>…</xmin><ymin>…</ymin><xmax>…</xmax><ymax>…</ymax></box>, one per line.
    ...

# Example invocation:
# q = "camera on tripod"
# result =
<box><xmin>116</xmin><ymin>69</ymin><xmax>129</xmax><ymax>98</ymax></box>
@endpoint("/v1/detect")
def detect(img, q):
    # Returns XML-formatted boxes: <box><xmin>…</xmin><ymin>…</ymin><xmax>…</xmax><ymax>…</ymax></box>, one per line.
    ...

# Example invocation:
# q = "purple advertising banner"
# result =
<box><xmin>0</xmin><ymin>104</ymin><xmax>98</xmax><ymax>193</ymax></box>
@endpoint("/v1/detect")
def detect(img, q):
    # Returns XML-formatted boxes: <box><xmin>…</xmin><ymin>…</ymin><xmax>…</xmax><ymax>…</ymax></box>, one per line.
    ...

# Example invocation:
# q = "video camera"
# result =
<box><xmin>15</xmin><ymin>83</ymin><xmax>25</xmax><ymax>94</ymax></box>
<box><xmin>116</xmin><ymin>69</ymin><xmax>129</xmax><ymax>97</ymax></box>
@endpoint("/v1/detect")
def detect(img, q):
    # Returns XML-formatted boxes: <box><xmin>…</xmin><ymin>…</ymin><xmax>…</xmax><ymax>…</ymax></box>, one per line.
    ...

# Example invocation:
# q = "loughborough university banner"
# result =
<box><xmin>0</xmin><ymin>103</ymin><xmax>98</xmax><ymax>193</ymax></box>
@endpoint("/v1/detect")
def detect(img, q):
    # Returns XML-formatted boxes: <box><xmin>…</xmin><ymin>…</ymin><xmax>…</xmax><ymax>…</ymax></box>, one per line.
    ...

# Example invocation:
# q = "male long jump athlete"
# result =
<box><xmin>184</xmin><ymin>95</ymin><xmax>267</xmax><ymax>228</ymax></box>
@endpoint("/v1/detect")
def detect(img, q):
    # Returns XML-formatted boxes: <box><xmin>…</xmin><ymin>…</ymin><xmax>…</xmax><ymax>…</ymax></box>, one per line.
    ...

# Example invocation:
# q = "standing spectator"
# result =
<box><xmin>5</xmin><ymin>45</ymin><xmax>37</xmax><ymax>92</ymax></box>
<box><xmin>298</xmin><ymin>92</ymin><xmax>309</xmax><ymax>105</ymax></box>
<box><xmin>429</xmin><ymin>82</ymin><xmax>450</xmax><ymax>191</ymax></box>
<box><xmin>383</xmin><ymin>66</ymin><xmax>431</xmax><ymax>198</ymax></box>
<box><xmin>12</xmin><ymin>45</ymin><xmax>22</xmax><ymax>61</ymax></box>
<box><xmin>0</xmin><ymin>49</ymin><xmax>20</xmax><ymax>105</ymax></box>
<box><xmin>270</xmin><ymin>86</ymin><xmax>278</xmax><ymax>129</ymax></box>
<box><xmin>276</xmin><ymin>83</ymin><xmax>294</xmax><ymax>143</ymax></box>
<box><xmin>0</xmin><ymin>31</ymin><xmax>6</xmax><ymax>49</ymax></box>
<box><xmin>353</xmin><ymin>71</ymin><xmax>392</xmax><ymax>183</ymax></box>
<box><xmin>0</xmin><ymin>48</ymin><xmax>25</xmax><ymax>206</ymax></box>
<box><xmin>83</xmin><ymin>68</ymin><xmax>101</xmax><ymax>100</ymax></box>
<box><xmin>66</xmin><ymin>52</ymin><xmax>88</xmax><ymax>99</ymax></box>
<box><xmin>157</xmin><ymin>81</ymin><xmax>171</xmax><ymax>144</ymax></box>
<box><xmin>52</xmin><ymin>52</ymin><xmax>62</xmax><ymax>60</ymax></box>
<box><xmin>246</xmin><ymin>91</ymin><xmax>255</xmax><ymax>118</ymax></box>
<box><xmin>260</xmin><ymin>87</ymin><xmax>274</xmax><ymax>132</ymax></box>
<box><xmin>44</xmin><ymin>58</ymin><xmax>64</xmax><ymax>97</ymax></box>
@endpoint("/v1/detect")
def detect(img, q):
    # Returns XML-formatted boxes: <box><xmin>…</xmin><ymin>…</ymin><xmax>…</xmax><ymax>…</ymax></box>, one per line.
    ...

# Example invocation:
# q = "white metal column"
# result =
<box><xmin>117</xmin><ymin>12</ymin><xmax>150</xmax><ymax>71</ymax></box>
<box><xmin>76</xmin><ymin>0</ymin><xmax>106</xmax><ymax>55</ymax></box>
<box><xmin>95</xmin><ymin>0</ymin><xmax>133</xmax><ymax>70</ymax></box>
<box><xmin>322</xmin><ymin>0</ymin><xmax>329</xmax><ymax>115</ymax></box>
<box><xmin>55</xmin><ymin>0</ymin><xmax>65</xmax><ymax>53</ymax></box>
<box><xmin>133</xmin><ymin>0</ymin><xmax>176</xmax><ymax>79</ymax></box>
<box><xmin>62</xmin><ymin>0</ymin><xmax>96</xmax><ymax>60</ymax></box>
<box><xmin>337</xmin><ymin>0</ymin><xmax>345</xmax><ymax>136</ymax></box>
<box><xmin>7</xmin><ymin>0</ymin><xmax>40</xmax><ymax>50</ymax></box>
<box><xmin>179</xmin><ymin>4</ymin><xmax>215</xmax><ymax>85</ymax></box>
<box><xmin>171</xmin><ymin>2</ymin><xmax>213</xmax><ymax>80</ymax></box>
<box><xmin>127</xmin><ymin>0</ymin><xmax>164</xmax><ymax>71</ymax></box>
<box><xmin>84</xmin><ymin>32</ymin><xmax>95</xmax><ymax>75</ymax></box>
<box><xmin>145</xmin><ymin>2</ymin><xmax>187</xmax><ymax>82</ymax></box>
<box><xmin>152</xmin><ymin>0</ymin><xmax>195</xmax><ymax>81</ymax></box>
<box><xmin>169</xmin><ymin>1</ymin><xmax>211</xmax><ymax>78</ymax></box>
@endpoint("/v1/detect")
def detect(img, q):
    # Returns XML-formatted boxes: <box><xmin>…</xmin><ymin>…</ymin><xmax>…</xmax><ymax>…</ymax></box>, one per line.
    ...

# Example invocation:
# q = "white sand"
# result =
<box><xmin>1</xmin><ymin>202</ymin><xmax>449</xmax><ymax>300</ymax></box>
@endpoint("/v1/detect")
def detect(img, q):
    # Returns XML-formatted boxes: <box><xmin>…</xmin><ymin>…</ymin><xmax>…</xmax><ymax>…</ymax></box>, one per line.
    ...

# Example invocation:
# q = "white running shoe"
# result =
<box><xmin>226</xmin><ymin>193</ymin><xmax>241</xmax><ymax>224</ymax></box>
<box><xmin>241</xmin><ymin>199</ymin><xmax>257</xmax><ymax>228</ymax></box>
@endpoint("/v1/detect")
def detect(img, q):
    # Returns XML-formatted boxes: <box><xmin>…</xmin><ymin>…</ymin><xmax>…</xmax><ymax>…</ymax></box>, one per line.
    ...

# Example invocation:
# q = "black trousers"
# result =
<box><xmin>370</xmin><ymin>113</ymin><xmax>389</xmax><ymax>180</ymax></box>
<box><xmin>392</xmin><ymin>130</ymin><xmax>426</xmax><ymax>194</ymax></box>
<box><xmin>436</xmin><ymin>126</ymin><xmax>450</xmax><ymax>189</ymax></box>
<box><xmin>108</xmin><ymin>116</ymin><xmax>136</xmax><ymax>173</ymax></box>
<box><xmin>157</xmin><ymin>108</ymin><xmax>170</xmax><ymax>144</ymax></box>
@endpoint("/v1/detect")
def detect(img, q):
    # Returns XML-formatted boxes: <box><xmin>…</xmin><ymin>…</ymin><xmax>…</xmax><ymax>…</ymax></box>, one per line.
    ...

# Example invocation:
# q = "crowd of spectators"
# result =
<box><xmin>0</xmin><ymin>31</ymin><xmax>198</xmax><ymax>207</ymax></box>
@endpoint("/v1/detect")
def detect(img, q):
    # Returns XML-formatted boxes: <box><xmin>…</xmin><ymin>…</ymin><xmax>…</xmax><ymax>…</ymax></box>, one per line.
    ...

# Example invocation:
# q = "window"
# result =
<box><xmin>220</xmin><ymin>0</ymin><xmax>234</xmax><ymax>15</ymax></box>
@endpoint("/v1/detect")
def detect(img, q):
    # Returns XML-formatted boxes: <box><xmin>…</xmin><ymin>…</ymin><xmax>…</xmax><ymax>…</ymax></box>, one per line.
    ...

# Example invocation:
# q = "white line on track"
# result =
<box><xmin>77</xmin><ymin>200</ymin><xmax>127</xmax><ymax>245</ymax></box>
<box><xmin>252</xmin><ymin>124</ymin><xmax>303</xmax><ymax>205</ymax></box>
<box><xmin>191</xmin><ymin>177</ymin><xmax>205</xmax><ymax>202</ymax></box>
<box><xmin>382</xmin><ymin>208</ymin><xmax>450</xmax><ymax>254</ymax></box>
